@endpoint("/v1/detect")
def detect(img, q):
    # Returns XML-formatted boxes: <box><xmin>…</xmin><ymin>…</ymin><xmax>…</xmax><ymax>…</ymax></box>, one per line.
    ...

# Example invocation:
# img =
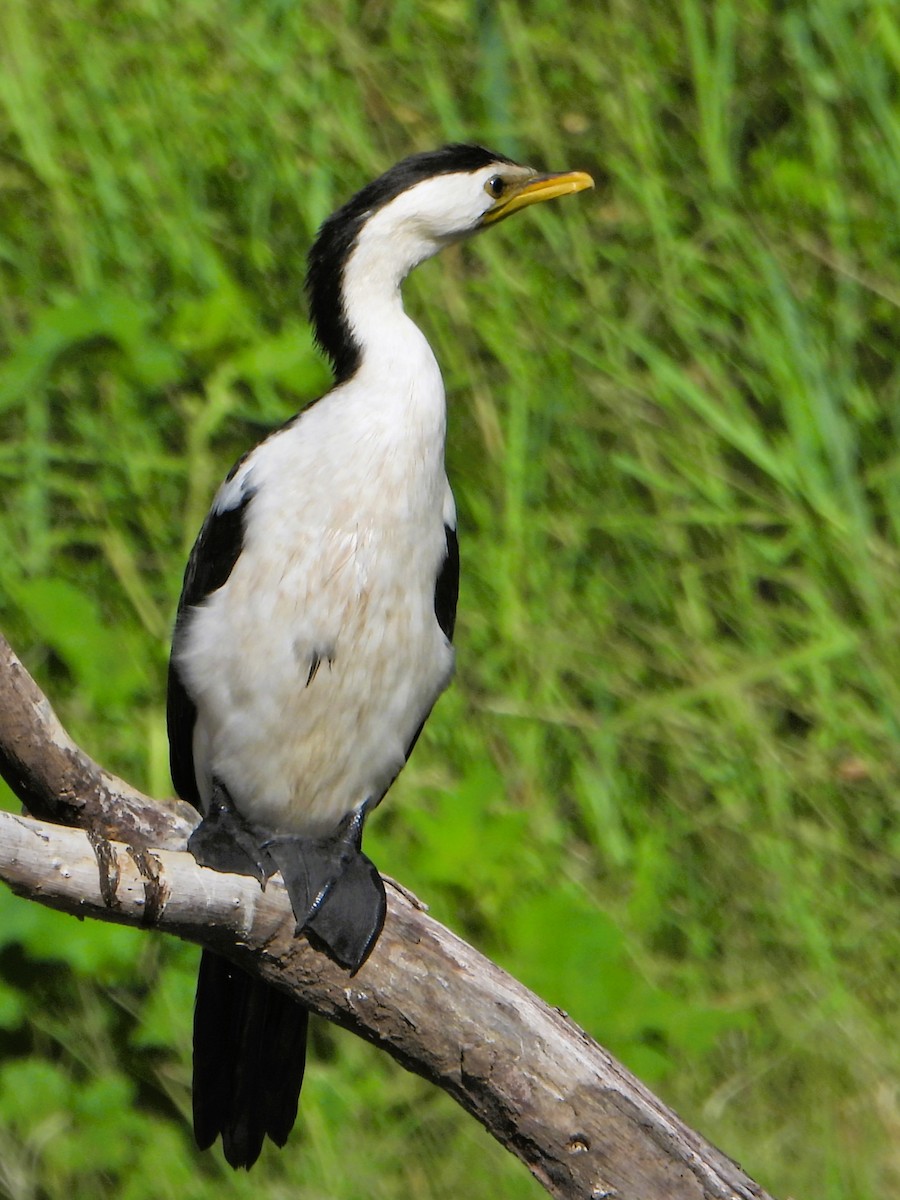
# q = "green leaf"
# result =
<box><xmin>10</xmin><ymin>578</ymin><xmax>147</xmax><ymax>708</ymax></box>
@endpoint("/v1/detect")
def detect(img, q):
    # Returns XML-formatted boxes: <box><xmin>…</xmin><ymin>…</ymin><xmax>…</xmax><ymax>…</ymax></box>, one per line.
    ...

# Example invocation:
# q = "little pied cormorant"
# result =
<box><xmin>167</xmin><ymin>143</ymin><xmax>593</xmax><ymax>1169</ymax></box>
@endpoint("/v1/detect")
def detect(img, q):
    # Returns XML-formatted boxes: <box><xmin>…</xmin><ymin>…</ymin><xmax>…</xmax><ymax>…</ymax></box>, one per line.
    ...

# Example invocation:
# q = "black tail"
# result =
<box><xmin>192</xmin><ymin>949</ymin><xmax>309</xmax><ymax>1169</ymax></box>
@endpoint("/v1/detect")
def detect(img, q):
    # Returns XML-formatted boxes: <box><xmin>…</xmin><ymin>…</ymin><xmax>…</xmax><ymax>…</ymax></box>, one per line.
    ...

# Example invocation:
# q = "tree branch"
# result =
<box><xmin>0</xmin><ymin>631</ymin><xmax>775</xmax><ymax>1200</ymax></box>
<box><xmin>0</xmin><ymin>633</ymin><xmax>195</xmax><ymax>846</ymax></box>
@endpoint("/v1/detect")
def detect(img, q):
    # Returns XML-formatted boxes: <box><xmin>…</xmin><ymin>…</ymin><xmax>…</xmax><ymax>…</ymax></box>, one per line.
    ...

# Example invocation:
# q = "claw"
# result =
<box><xmin>265</xmin><ymin>805</ymin><xmax>385</xmax><ymax>971</ymax></box>
<box><xmin>189</xmin><ymin>789</ymin><xmax>386</xmax><ymax>972</ymax></box>
<box><xmin>188</xmin><ymin>779</ymin><xmax>277</xmax><ymax>884</ymax></box>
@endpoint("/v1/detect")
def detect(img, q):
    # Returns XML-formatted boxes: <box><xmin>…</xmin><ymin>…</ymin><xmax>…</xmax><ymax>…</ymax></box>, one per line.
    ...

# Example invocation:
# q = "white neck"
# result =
<box><xmin>341</xmin><ymin>200</ymin><xmax>441</xmax><ymax>368</ymax></box>
<box><xmin>338</xmin><ymin>205</ymin><xmax>446</xmax><ymax>435</ymax></box>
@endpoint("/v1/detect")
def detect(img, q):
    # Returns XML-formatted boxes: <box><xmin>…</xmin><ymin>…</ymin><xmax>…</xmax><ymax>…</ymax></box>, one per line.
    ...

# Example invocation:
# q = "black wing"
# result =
<box><xmin>404</xmin><ymin>523</ymin><xmax>460</xmax><ymax>763</ymax></box>
<box><xmin>167</xmin><ymin>484</ymin><xmax>256</xmax><ymax>810</ymax></box>
<box><xmin>434</xmin><ymin>522</ymin><xmax>459</xmax><ymax>641</ymax></box>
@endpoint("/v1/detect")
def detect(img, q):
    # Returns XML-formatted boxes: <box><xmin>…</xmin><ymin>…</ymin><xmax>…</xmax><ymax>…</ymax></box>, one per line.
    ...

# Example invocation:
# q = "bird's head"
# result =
<box><xmin>307</xmin><ymin>144</ymin><xmax>593</xmax><ymax>380</ymax></box>
<box><xmin>343</xmin><ymin>144</ymin><xmax>593</xmax><ymax>244</ymax></box>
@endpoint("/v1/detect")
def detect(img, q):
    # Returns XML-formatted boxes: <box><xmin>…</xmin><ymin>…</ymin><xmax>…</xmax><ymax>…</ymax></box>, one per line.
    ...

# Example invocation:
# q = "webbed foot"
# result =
<box><xmin>265</xmin><ymin>806</ymin><xmax>386</xmax><ymax>973</ymax></box>
<box><xmin>188</xmin><ymin>778</ymin><xmax>277</xmax><ymax>885</ymax></box>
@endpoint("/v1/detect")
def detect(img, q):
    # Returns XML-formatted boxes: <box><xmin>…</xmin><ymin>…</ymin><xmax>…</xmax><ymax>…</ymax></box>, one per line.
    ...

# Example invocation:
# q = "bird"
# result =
<box><xmin>166</xmin><ymin>143</ymin><xmax>593</xmax><ymax>1169</ymax></box>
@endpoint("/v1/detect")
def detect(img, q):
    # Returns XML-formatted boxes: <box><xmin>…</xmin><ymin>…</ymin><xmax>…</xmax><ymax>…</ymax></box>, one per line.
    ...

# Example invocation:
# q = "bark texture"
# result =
<box><xmin>0</xmin><ymin>632</ymin><xmax>776</xmax><ymax>1200</ymax></box>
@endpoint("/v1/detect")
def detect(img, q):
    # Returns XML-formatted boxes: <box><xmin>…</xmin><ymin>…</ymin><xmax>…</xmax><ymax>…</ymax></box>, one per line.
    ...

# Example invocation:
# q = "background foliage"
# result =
<box><xmin>1</xmin><ymin>1</ymin><xmax>898</xmax><ymax>1196</ymax></box>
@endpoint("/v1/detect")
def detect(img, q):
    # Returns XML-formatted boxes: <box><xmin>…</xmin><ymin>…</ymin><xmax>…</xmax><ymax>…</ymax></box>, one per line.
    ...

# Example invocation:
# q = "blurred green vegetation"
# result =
<box><xmin>1</xmin><ymin>0</ymin><xmax>898</xmax><ymax>1196</ymax></box>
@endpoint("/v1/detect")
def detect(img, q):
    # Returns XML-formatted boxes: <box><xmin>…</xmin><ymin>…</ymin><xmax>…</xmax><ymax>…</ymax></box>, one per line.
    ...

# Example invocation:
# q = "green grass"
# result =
<box><xmin>1</xmin><ymin>1</ymin><xmax>899</xmax><ymax>1197</ymax></box>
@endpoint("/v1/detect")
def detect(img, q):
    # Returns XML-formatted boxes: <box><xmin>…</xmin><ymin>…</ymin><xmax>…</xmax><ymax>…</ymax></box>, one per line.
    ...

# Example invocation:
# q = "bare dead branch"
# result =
<box><xmin>0</xmin><ymin>633</ymin><xmax>194</xmax><ymax>847</ymax></box>
<box><xmin>0</xmin><ymin>631</ymin><xmax>776</xmax><ymax>1200</ymax></box>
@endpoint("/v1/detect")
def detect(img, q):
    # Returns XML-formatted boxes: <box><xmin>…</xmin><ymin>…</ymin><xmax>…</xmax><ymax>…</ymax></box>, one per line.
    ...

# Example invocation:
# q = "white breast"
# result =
<box><xmin>176</xmin><ymin>333</ymin><xmax>456</xmax><ymax>836</ymax></box>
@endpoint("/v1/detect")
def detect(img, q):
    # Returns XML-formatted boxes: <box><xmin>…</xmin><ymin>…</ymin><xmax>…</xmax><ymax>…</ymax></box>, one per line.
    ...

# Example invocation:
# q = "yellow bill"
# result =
<box><xmin>483</xmin><ymin>170</ymin><xmax>594</xmax><ymax>225</ymax></box>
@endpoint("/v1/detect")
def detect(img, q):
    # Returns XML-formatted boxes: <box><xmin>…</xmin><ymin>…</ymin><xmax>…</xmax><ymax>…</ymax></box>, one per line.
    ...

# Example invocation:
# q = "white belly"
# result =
<box><xmin>177</xmin><ymin>484</ymin><xmax>454</xmax><ymax>837</ymax></box>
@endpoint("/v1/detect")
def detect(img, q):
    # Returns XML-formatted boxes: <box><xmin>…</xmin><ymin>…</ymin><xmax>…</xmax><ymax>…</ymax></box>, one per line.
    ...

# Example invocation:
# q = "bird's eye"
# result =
<box><xmin>485</xmin><ymin>175</ymin><xmax>506</xmax><ymax>199</ymax></box>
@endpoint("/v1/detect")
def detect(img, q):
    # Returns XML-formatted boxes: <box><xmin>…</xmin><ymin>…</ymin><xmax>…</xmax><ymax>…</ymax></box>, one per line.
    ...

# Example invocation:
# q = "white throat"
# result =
<box><xmin>339</xmin><ymin>219</ymin><xmax>447</xmax><ymax>418</ymax></box>
<box><xmin>338</xmin><ymin>172</ymin><xmax>486</xmax><ymax>379</ymax></box>
<box><xmin>341</xmin><ymin>229</ymin><xmax>429</xmax><ymax>375</ymax></box>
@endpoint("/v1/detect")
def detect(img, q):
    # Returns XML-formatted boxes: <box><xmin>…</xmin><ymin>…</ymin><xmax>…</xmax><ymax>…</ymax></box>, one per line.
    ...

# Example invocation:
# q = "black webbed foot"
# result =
<box><xmin>188</xmin><ymin>778</ymin><xmax>277</xmax><ymax>885</ymax></box>
<box><xmin>265</xmin><ymin>806</ymin><xmax>386</xmax><ymax>973</ymax></box>
<box><xmin>305</xmin><ymin>850</ymin><xmax>386</xmax><ymax>972</ymax></box>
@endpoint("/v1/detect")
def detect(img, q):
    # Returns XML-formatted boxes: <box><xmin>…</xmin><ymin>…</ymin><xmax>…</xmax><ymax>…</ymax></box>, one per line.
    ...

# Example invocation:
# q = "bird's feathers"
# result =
<box><xmin>434</xmin><ymin>523</ymin><xmax>459</xmax><ymax>642</ymax></box>
<box><xmin>168</xmin><ymin>478</ymin><xmax>257</xmax><ymax>809</ymax></box>
<box><xmin>170</xmin><ymin>365</ymin><xmax>455</xmax><ymax>836</ymax></box>
<box><xmin>307</xmin><ymin>144</ymin><xmax>517</xmax><ymax>380</ymax></box>
<box><xmin>193</xmin><ymin>949</ymin><xmax>308</xmax><ymax>1169</ymax></box>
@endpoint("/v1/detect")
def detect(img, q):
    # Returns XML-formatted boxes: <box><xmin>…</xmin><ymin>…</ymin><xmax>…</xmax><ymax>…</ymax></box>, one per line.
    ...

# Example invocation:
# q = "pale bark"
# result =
<box><xmin>0</xmin><ymin>632</ymin><xmax>775</xmax><ymax>1200</ymax></box>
